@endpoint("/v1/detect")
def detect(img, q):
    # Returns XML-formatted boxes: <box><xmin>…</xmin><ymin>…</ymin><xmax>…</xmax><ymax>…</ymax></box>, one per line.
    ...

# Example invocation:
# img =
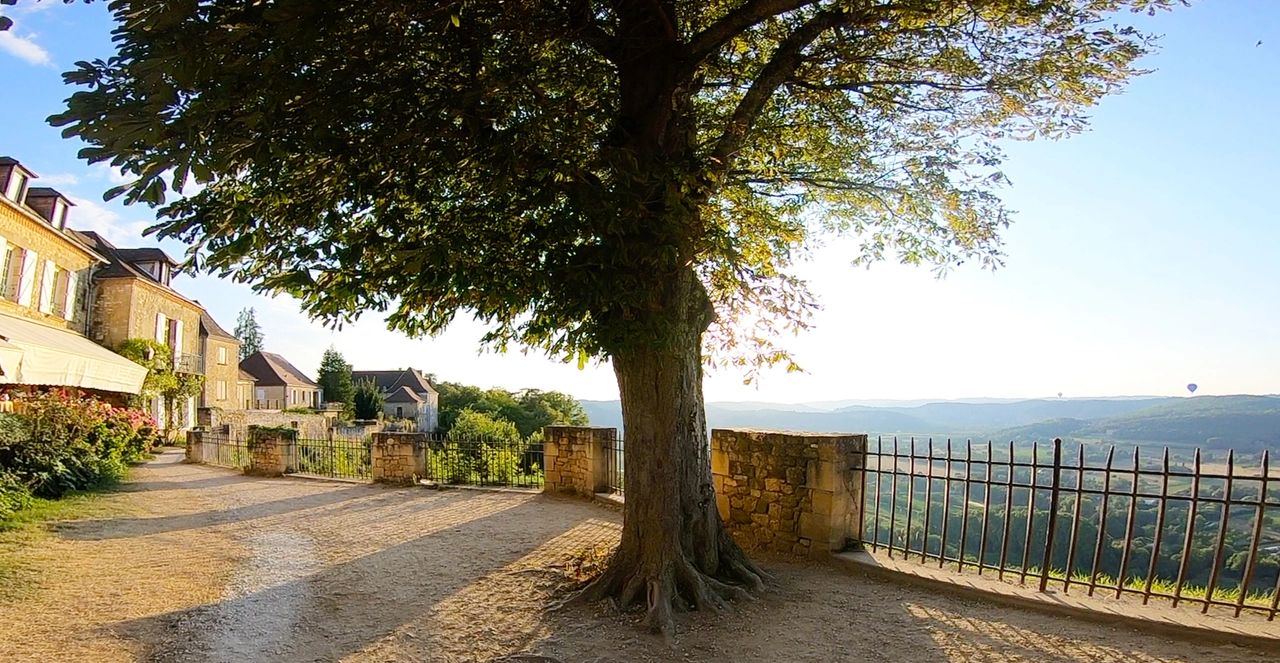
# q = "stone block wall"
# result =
<box><xmin>200</xmin><ymin>407</ymin><xmax>332</xmax><ymax>439</ymax></box>
<box><xmin>371</xmin><ymin>432</ymin><xmax>427</xmax><ymax>484</ymax></box>
<box><xmin>711</xmin><ymin>429</ymin><xmax>866</xmax><ymax>559</ymax></box>
<box><xmin>543</xmin><ymin>426</ymin><xmax>616</xmax><ymax>496</ymax></box>
<box><xmin>185</xmin><ymin>430</ymin><xmax>204</xmax><ymax>463</ymax></box>
<box><xmin>246</xmin><ymin>426</ymin><xmax>296</xmax><ymax>476</ymax></box>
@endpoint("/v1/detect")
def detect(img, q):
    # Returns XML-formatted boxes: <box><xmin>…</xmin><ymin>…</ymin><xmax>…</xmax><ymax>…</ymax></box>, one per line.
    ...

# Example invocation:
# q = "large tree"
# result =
<box><xmin>53</xmin><ymin>0</ymin><xmax>1173</xmax><ymax>635</ymax></box>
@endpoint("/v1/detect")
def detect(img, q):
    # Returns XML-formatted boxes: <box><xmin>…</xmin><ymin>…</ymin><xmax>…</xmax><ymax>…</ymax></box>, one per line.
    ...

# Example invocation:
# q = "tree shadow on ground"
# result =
<box><xmin>56</xmin><ymin>483</ymin><xmax>370</xmax><ymax>540</ymax></box>
<box><xmin>108</xmin><ymin>490</ymin><xmax>619</xmax><ymax>662</ymax></box>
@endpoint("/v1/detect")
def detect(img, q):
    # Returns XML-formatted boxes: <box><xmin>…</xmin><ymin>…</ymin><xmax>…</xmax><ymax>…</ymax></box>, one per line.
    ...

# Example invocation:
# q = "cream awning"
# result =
<box><xmin>0</xmin><ymin>313</ymin><xmax>147</xmax><ymax>395</ymax></box>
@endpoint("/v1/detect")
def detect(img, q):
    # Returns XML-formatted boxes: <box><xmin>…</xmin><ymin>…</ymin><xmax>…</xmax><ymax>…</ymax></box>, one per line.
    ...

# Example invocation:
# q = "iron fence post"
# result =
<box><xmin>1038</xmin><ymin>438</ymin><xmax>1063</xmax><ymax>592</ymax></box>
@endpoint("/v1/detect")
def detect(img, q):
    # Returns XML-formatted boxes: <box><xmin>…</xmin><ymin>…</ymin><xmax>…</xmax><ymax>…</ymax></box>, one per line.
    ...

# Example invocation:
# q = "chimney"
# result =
<box><xmin>23</xmin><ymin>187</ymin><xmax>75</xmax><ymax>230</ymax></box>
<box><xmin>0</xmin><ymin>156</ymin><xmax>35</xmax><ymax>205</ymax></box>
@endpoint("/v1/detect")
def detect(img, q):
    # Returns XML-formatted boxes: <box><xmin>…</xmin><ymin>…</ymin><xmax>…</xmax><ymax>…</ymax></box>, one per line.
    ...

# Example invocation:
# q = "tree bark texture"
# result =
<box><xmin>577</xmin><ymin>267</ymin><xmax>767</xmax><ymax>637</ymax></box>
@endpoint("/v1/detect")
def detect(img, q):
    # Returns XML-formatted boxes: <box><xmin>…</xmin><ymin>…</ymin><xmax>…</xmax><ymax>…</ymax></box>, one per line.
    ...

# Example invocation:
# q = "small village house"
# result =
<box><xmin>240</xmin><ymin>350</ymin><xmax>321</xmax><ymax>409</ymax></box>
<box><xmin>350</xmin><ymin>368</ymin><xmax>439</xmax><ymax>431</ymax></box>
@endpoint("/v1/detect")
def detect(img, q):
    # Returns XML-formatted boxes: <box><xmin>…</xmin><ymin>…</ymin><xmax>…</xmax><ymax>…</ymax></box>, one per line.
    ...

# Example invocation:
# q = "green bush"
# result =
<box><xmin>0</xmin><ymin>391</ymin><xmax>155</xmax><ymax>500</ymax></box>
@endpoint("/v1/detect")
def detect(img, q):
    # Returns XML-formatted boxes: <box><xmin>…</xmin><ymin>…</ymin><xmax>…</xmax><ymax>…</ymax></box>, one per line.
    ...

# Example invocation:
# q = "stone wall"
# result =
<box><xmin>543</xmin><ymin>426</ymin><xmax>616</xmax><ymax>496</ymax></box>
<box><xmin>0</xmin><ymin>199</ymin><xmax>97</xmax><ymax>333</ymax></box>
<box><xmin>371</xmin><ymin>432</ymin><xmax>427</xmax><ymax>484</ymax></box>
<box><xmin>89</xmin><ymin>278</ymin><xmax>202</xmax><ymax>357</ymax></box>
<box><xmin>246</xmin><ymin>426</ymin><xmax>295</xmax><ymax>476</ymax></box>
<box><xmin>711</xmin><ymin>429</ymin><xmax>866</xmax><ymax>559</ymax></box>
<box><xmin>200</xmin><ymin>407</ymin><xmax>332</xmax><ymax>439</ymax></box>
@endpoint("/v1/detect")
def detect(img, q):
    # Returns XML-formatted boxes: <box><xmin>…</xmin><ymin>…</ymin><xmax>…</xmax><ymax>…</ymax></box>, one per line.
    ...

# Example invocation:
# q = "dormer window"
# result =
<box><xmin>23</xmin><ymin>187</ymin><xmax>75</xmax><ymax>229</ymax></box>
<box><xmin>0</xmin><ymin>157</ymin><xmax>35</xmax><ymax>204</ymax></box>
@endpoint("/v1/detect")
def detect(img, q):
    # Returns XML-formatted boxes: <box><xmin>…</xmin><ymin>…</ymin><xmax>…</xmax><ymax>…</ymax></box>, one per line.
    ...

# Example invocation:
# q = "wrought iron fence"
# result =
<box><xmin>200</xmin><ymin>431</ymin><xmax>250</xmax><ymax>470</ymax></box>
<box><xmin>420</xmin><ymin>433</ymin><xmax>544</xmax><ymax>489</ymax></box>
<box><xmin>291</xmin><ymin>437</ymin><xmax>372</xmax><ymax>480</ymax></box>
<box><xmin>604</xmin><ymin>437</ymin><xmax>624</xmax><ymax>495</ymax></box>
<box><xmin>861</xmin><ymin>437</ymin><xmax>1280</xmax><ymax>619</ymax></box>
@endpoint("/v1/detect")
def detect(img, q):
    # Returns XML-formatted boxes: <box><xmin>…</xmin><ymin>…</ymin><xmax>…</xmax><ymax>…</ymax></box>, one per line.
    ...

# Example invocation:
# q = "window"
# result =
<box><xmin>50</xmin><ymin>268</ymin><xmax>71</xmax><ymax>317</ymax></box>
<box><xmin>216</xmin><ymin>380</ymin><xmax>227</xmax><ymax>401</ymax></box>
<box><xmin>3</xmin><ymin>171</ymin><xmax>26</xmax><ymax>202</ymax></box>
<box><xmin>395</xmin><ymin>406</ymin><xmax>403</xmax><ymax>418</ymax></box>
<box><xmin>217</xmin><ymin>346</ymin><xmax>228</xmax><ymax>365</ymax></box>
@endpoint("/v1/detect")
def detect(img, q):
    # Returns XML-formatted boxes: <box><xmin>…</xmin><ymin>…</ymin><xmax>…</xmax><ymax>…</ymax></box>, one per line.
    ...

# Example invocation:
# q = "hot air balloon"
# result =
<box><xmin>1186</xmin><ymin>383</ymin><xmax>1198</xmax><ymax>394</ymax></box>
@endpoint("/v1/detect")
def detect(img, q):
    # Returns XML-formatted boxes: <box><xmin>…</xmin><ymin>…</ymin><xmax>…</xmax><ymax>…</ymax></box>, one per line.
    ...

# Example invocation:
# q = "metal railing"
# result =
<box><xmin>175</xmin><ymin>353</ymin><xmax>204</xmax><ymax>374</ymax></box>
<box><xmin>291</xmin><ymin>437</ymin><xmax>372</xmax><ymax>480</ymax></box>
<box><xmin>199</xmin><ymin>431</ymin><xmax>250</xmax><ymax>469</ymax></box>
<box><xmin>603</xmin><ymin>437</ymin><xmax>624</xmax><ymax>495</ymax></box>
<box><xmin>861</xmin><ymin>437</ymin><xmax>1280</xmax><ymax>619</ymax></box>
<box><xmin>421</xmin><ymin>433</ymin><xmax>544</xmax><ymax>489</ymax></box>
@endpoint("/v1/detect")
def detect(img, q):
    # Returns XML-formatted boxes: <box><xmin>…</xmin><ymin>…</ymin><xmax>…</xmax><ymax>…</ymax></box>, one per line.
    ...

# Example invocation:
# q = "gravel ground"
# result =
<box><xmin>0</xmin><ymin>450</ymin><xmax>1275</xmax><ymax>662</ymax></box>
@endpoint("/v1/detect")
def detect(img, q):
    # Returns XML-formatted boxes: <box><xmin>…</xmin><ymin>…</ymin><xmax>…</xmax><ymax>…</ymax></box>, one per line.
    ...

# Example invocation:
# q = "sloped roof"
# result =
<box><xmin>73</xmin><ymin>231</ymin><xmax>192</xmax><ymax>301</ymax></box>
<box><xmin>351</xmin><ymin>368</ymin><xmax>437</xmax><ymax>396</ymax></box>
<box><xmin>198</xmin><ymin>309</ymin><xmax>238</xmax><ymax>342</ymax></box>
<box><xmin>116</xmin><ymin>247</ymin><xmax>177</xmax><ymax>266</ymax></box>
<box><xmin>238</xmin><ymin>368</ymin><xmax>258</xmax><ymax>382</ymax></box>
<box><xmin>239</xmin><ymin>351</ymin><xmax>318</xmax><ymax>387</ymax></box>
<box><xmin>384</xmin><ymin>385</ymin><xmax>425</xmax><ymax>403</ymax></box>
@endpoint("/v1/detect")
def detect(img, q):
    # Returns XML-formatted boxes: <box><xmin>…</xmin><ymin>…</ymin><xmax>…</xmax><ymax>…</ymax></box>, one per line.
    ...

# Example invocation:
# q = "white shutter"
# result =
<box><xmin>155</xmin><ymin>313</ymin><xmax>167</xmax><ymax>342</ymax></box>
<box><xmin>38</xmin><ymin>260</ymin><xmax>56</xmax><ymax>313</ymax></box>
<box><xmin>172</xmin><ymin>319</ymin><xmax>184</xmax><ymax>363</ymax></box>
<box><xmin>16</xmin><ymin>249</ymin><xmax>37</xmax><ymax>307</ymax></box>
<box><xmin>62</xmin><ymin>270</ymin><xmax>79</xmax><ymax>319</ymax></box>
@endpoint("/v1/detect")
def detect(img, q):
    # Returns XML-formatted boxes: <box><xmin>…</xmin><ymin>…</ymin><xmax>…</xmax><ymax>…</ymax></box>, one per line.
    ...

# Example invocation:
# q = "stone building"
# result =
<box><xmin>240</xmin><ymin>350</ymin><xmax>321</xmax><ymax>410</ymax></box>
<box><xmin>0</xmin><ymin>156</ymin><xmax>146</xmax><ymax>397</ymax></box>
<box><xmin>76</xmin><ymin>231</ymin><xmax>209</xmax><ymax>427</ymax></box>
<box><xmin>198</xmin><ymin>310</ymin><xmax>242</xmax><ymax>411</ymax></box>
<box><xmin>350</xmin><ymin>368</ymin><xmax>439</xmax><ymax>431</ymax></box>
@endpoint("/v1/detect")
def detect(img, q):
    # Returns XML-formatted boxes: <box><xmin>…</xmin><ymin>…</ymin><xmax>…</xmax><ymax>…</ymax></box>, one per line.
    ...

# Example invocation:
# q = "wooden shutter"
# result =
<box><xmin>62</xmin><ymin>270</ymin><xmax>79</xmax><ymax>319</ymax></box>
<box><xmin>16</xmin><ymin>249</ymin><xmax>37</xmax><ymax>307</ymax></box>
<box><xmin>38</xmin><ymin>260</ymin><xmax>56</xmax><ymax>313</ymax></box>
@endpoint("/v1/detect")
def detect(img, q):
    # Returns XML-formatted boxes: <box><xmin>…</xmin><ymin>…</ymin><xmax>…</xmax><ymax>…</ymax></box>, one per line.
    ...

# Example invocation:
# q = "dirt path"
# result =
<box><xmin>0</xmin><ymin>451</ymin><xmax>1274</xmax><ymax>662</ymax></box>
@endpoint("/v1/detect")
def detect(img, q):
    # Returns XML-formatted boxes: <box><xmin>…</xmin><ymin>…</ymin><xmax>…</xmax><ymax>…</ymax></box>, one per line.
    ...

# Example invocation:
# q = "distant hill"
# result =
<box><xmin>582</xmin><ymin>395</ymin><xmax>1280</xmax><ymax>450</ymax></box>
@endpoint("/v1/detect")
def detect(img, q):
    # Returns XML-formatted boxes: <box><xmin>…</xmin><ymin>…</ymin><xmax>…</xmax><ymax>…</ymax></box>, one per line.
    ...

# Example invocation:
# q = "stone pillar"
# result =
<box><xmin>372</xmin><ymin>432</ymin><xmax>427</xmax><ymax>484</ymax></box>
<box><xmin>543</xmin><ymin>426</ymin><xmax>616</xmax><ymax>496</ymax></box>
<box><xmin>711</xmin><ymin>429</ymin><xmax>866</xmax><ymax>559</ymax></box>
<box><xmin>185</xmin><ymin>430</ymin><xmax>204</xmax><ymax>464</ymax></box>
<box><xmin>246</xmin><ymin>426</ymin><xmax>296</xmax><ymax>477</ymax></box>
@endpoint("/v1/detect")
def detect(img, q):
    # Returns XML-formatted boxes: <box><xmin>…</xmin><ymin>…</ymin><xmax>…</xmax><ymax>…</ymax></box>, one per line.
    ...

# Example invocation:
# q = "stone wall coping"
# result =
<box><xmin>712</xmin><ymin>428</ymin><xmax>868</xmax><ymax>438</ymax></box>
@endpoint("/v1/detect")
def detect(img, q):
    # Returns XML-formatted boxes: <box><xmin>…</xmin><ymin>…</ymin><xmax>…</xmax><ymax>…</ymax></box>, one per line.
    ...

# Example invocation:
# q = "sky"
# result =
<box><xmin>0</xmin><ymin>1</ymin><xmax>1277</xmax><ymax>404</ymax></box>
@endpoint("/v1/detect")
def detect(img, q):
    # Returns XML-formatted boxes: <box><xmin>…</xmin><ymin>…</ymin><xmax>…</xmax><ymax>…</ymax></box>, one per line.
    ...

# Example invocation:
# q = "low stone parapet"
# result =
<box><xmin>711</xmin><ymin>429</ymin><xmax>866</xmax><ymax>559</ymax></box>
<box><xmin>371</xmin><ymin>432</ymin><xmax>427</xmax><ymax>484</ymax></box>
<box><xmin>543</xmin><ymin>426</ymin><xmax>617</xmax><ymax>496</ymax></box>
<box><xmin>246</xmin><ymin>426</ymin><xmax>297</xmax><ymax>477</ymax></box>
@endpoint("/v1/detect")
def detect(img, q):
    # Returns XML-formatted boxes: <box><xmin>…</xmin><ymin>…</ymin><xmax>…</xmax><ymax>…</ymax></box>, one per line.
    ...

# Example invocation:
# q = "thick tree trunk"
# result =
<box><xmin>577</xmin><ymin>269</ymin><xmax>767</xmax><ymax>637</ymax></box>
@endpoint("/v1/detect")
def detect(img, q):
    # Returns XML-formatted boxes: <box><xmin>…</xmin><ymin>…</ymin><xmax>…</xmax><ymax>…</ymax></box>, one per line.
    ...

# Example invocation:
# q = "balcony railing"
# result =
<box><xmin>175</xmin><ymin>353</ymin><xmax>204</xmax><ymax>374</ymax></box>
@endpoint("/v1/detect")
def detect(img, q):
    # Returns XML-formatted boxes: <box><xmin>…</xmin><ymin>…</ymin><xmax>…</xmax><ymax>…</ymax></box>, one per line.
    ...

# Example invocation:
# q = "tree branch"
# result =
<box><xmin>569</xmin><ymin>0</ymin><xmax>620</xmax><ymax>62</ymax></box>
<box><xmin>686</xmin><ymin>1</ymin><xmax>823</xmax><ymax>65</ymax></box>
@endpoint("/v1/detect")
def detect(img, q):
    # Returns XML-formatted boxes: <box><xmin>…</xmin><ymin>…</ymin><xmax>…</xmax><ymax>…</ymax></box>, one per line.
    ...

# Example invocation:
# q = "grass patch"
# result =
<box><xmin>0</xmin><ymin>483</ymin><xmax>127</xmax><ymax>601</ymax></box>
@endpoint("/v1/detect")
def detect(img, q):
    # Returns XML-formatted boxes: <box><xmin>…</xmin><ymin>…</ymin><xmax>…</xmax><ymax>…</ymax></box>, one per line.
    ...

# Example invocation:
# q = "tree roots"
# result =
<box><xmin>567</xmin><ymin>539</ymin><xmax>770</xmax><ymax>639</ymax></box>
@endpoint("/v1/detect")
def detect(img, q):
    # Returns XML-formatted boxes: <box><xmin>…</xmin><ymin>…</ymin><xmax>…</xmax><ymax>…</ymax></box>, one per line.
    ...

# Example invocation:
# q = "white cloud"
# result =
<box><xmin>66</xmin><ymin>196</ymin><xmax>152</xmax><ymax>246</ymax></box>
<box><xmin>91</xmin><ymin>162</ymin><xmax>133</xmax><ymax>186</ymax></box>
<box><xmin>0</xmin><ymin>30</ymin><xmax>52</xmax><ymax>67</ymax></box>
<box><xmin>36</xmin><ymin>173</ymin><xmax>80</xmax><ymax>187</ymax></box>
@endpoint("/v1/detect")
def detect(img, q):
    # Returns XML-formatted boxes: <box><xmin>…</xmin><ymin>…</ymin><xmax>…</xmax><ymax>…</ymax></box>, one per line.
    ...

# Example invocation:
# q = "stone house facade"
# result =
<box><xmin>350</xmin><ymin>368</ymin><xmax>439</xmax><ymax>431</ymax></box>
<box><xmin>76</xmin><ymin>231</ymin><xmax>208</xmax><ymax>427</ymax></box>
<box><xmin>240</xmin><ymin>350</ymin><xmax>321</xmax><ymax>410</ymax></box>
<box><xmin>0</xmin><ymin>156</ymin><xmax>147</xmax><ymax>398</ymax></box>
<box><xmin>0</xmin><ymin>158</ymin><xmax>99</xmax><ymax>333</ymax></box>
<box><xmin>198</xmin><ymin>310</ymin><xmax>242</xmax><ymax>411</ymax></box>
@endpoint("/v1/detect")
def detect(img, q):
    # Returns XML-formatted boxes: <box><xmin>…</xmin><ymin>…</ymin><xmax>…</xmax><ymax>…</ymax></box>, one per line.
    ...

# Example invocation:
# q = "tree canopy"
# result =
<box><xmin>54</xmin><ymin>0</ymin><xmax>1173</xmax><ymax>372</ymax></box>
<box><xmin>352</xmin><ymin>378</ymin><xmax>385</xmax><ymax>421</ymax></box>
<box><xmin>52</xmin><ymin>0</ymin><xmax>1178</xmax><ymax>636</ymax></box>
<box><xmin>435</xmin><ymin>382</ymin><xmax>590</xmax><ymax>438</ymax></box>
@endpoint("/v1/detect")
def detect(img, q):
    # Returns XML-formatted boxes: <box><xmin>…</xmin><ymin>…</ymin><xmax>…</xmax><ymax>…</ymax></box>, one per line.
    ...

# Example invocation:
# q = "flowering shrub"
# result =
<box><xmin>0</xmin><ymin>389</ymin><xmax>156</xmax><ymax>500</ymax></box>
